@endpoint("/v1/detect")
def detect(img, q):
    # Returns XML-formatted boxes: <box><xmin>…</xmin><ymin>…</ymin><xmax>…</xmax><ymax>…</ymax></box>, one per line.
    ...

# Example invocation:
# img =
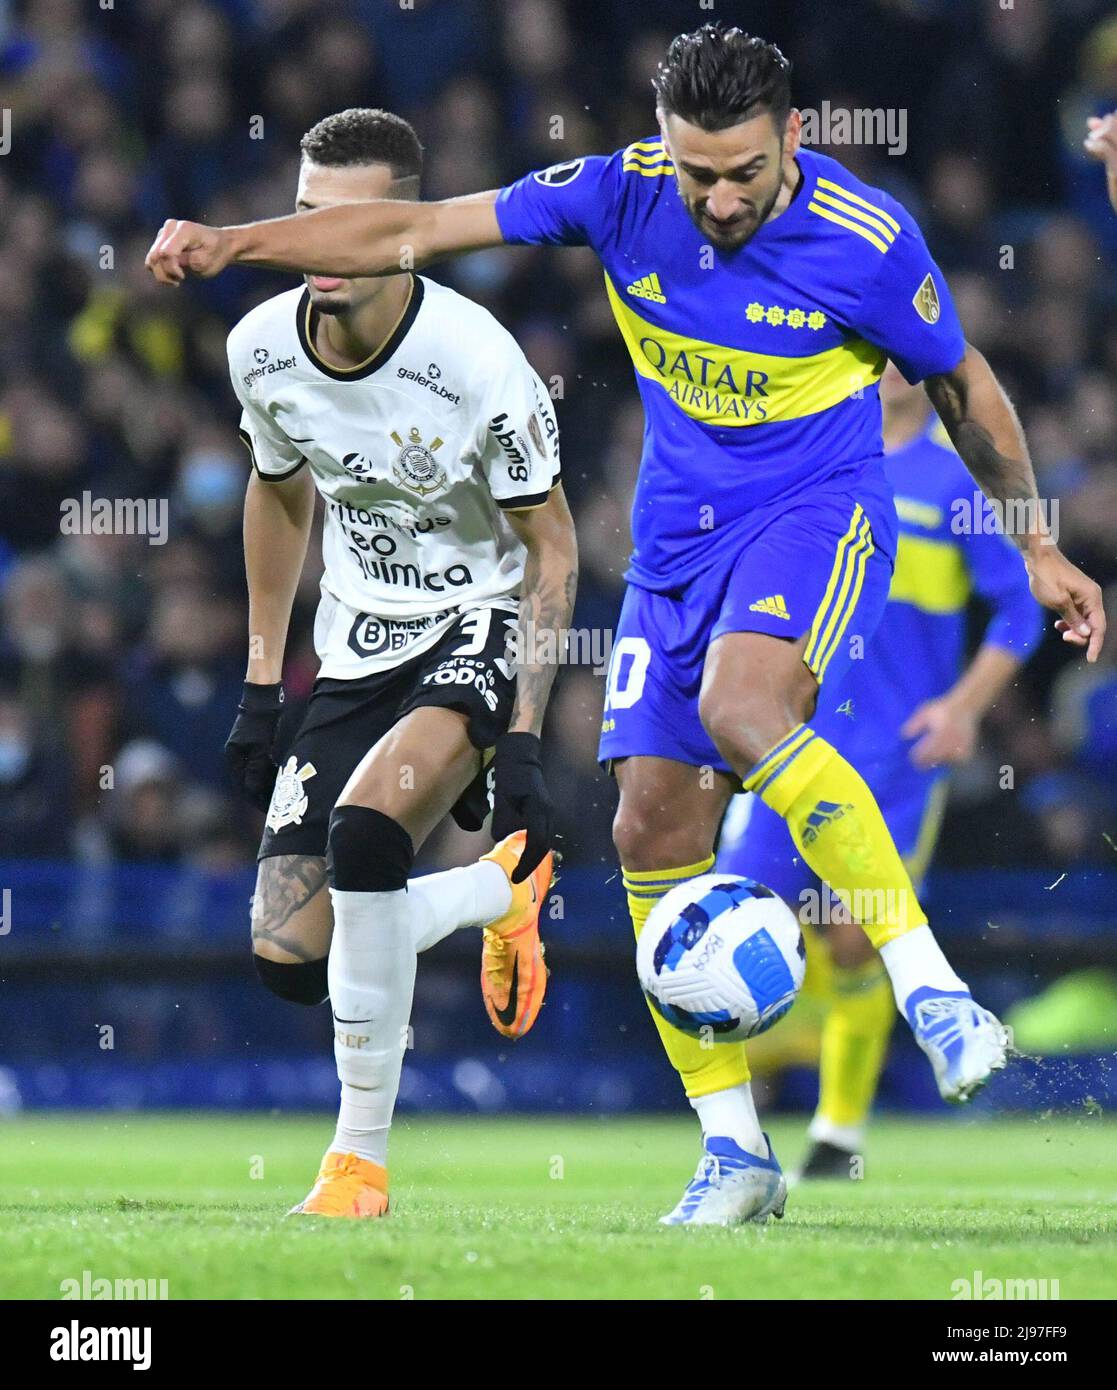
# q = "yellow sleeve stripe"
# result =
<box><xmin>624</xmin><ymin>140</ymin><xmax>667</xmax><ymax>158</ymax></box>
<box><xmin>816</xmin><ymin>177</ymin><xmax>901</xmax><ymax>234</ymax></box>
<box><xmin>807</xmin><ymin>200</ymin><xmax>891</xmax><ymax>253</ymax></box>
<box><xmin>811</xmin><ymin>189</ymin><xmax>896</xmax><ymax>245</ymax></box>
<box><xmin>622</xmin><ymin>161</ymin><xmax>675</xmax><ymax>177</ymax></box>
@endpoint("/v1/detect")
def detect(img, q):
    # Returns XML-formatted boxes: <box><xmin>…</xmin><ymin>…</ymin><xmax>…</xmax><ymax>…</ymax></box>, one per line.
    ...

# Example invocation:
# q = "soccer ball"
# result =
<box><xmin>636</xmin><ymin>873</ymin><xmax>805</xmax><ymax>1042</ymax></box>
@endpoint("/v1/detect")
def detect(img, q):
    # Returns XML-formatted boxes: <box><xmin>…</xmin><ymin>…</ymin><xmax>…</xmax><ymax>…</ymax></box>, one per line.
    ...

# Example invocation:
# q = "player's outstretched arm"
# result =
<box><xmin>925</xmin><ymin>344</ymin><xmax>1106</xmax><ymax>662</ymax></box>
<box><xmin>145</xmin><ymin>191</ymin><xmax>504</xmax><ymax>285</ymax></box>
<box><xmin>492</xmin><ymin>485</ymin><xmax>579</xmax><ymax>881</ymax></box>
<box><xmin>1084</xmin><ymin>111</ymin><xmax>1117</xmax><ymax>215</ymax></box>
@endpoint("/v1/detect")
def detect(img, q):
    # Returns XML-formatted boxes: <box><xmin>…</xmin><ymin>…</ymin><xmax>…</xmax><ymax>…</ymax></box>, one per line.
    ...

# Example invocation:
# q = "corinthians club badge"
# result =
<box><xmin>266</xmin><ymin>756</ymin><xmax>318</xmax><ymax>833</ymax></box>
<box><xmin>390</xmin><ymin>426</ymin><xmax>448</xmax><ymax>497</ymax></box>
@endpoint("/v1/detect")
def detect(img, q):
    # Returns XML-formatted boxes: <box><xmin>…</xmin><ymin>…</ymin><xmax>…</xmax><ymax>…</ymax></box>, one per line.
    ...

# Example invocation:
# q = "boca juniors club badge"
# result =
<box><xmin>390</xmin><ymin>426</ymin><xmax>447</xmax><ymax>496</ymax></box>
<box><xmin>266</xmin><ymin>756</ymin><xmax>318</xmax><ymax>832</ymax></box>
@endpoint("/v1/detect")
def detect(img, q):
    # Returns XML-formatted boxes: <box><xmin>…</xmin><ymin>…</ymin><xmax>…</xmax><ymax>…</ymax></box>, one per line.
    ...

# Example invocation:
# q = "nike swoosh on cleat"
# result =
<box><xmin>494</xmin><ymin>955</ymin><xmax>520</xmax><ymax>1028</ymax></box>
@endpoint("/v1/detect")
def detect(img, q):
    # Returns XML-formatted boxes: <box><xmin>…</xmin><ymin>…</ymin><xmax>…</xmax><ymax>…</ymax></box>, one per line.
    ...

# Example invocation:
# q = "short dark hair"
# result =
<box><xmin>299</xmin><ymin>108</ymin><xmax>423</xmax><ymax>183</ymax></box>
<box><xmin>652</xmin><ymin>25</ymin><xmax>792</xmax><ymax>133</ymax></box>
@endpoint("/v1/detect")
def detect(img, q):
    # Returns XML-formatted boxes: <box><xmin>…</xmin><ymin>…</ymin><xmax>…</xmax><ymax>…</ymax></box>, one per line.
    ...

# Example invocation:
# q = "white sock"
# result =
<box><xmin>335</xmin><ymin>1082</ymin><xmax>389</xmax><ymax>1166</ymax></box>
<box><xmin>408</xmin><ymin>861</ymin><xmax>511</xmax><ymax>953</ymax></box>
<box><xmin>690</xmin><ymin>1082</ymin><xmax>767</xmax><ymax>1158</ymax></box>
<box><xmin>328</xmin><ymin>886</ymin><xmax>417</xmax><ymax>1166</ymax></box>
<box><xmin>880</xmin><ymin>924</ymin><xmax>967</xmax><ymax>1012</ymax></box>
<box><xmin>807</xmin><ymin>1113</ymin><xmax>864</xmax><ymax>1153</ymax></box>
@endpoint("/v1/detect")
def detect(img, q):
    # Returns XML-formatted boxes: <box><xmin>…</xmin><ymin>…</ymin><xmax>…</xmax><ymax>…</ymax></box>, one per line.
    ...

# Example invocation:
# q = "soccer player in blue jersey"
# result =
<box><xmin>718</xmin><ymin>362</ymin><xmax>1043</xmax><ymax>1180</ymax></box>
<box><xmin>147</xmin><ymin>25</ymin><xmax>1105</xmax><ymax>1225</ymax></box>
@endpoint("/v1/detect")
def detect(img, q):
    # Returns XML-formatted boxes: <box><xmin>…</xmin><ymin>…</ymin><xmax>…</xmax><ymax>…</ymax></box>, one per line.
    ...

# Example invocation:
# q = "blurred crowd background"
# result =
<box><xmin>3</xmin><ymin>0</ymin><xmax>1117</xmax><ymax>875</ymax></box>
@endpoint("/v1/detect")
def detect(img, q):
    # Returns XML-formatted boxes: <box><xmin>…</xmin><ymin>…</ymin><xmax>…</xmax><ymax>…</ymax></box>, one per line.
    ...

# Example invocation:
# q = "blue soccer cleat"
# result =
<box><xmin>905</xmin><ymin>986</ymin><xmax>1010</xmax><ymax>1103</ymax></box>
<box><xmin>659</xmin><ymin>1134</ymin><xmax>787</xmax><ymax>1227</ymax></box>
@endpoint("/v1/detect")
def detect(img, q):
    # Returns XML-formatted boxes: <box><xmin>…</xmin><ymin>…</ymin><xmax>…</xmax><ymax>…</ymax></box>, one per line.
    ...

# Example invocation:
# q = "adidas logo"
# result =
<box><xmin>626</xmin><ymin>272</ymin><xmax>666</xmax><ymax>303</ymax></box>
<box><xmin>802</xmin><ymin>800</ymin><xmax>854</xmax><ymax>845</ymax></box>
<box><xmin>748</xmin><ymin>594</ymin><xmax>790</xmax><ymax>620</ymax></box>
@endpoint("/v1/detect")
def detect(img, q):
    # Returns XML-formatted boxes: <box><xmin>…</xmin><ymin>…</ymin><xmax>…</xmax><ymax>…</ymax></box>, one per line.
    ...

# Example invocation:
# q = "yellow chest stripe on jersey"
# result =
<box><xmin>603</xmin><ymin>273</ymin><xmax>885</xmax><ymax>427</ymax></box>
<box><xmin>888</xmin><ymin>532</ymin><xmax>971</xmax><ymax>613</ymax></box>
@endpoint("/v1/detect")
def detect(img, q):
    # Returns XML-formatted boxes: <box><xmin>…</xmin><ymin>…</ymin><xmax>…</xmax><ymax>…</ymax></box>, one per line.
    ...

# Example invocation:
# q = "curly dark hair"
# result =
<box><xmin>652</xmin><ymin>24</ymin><xmax>792</xmax><ymax>133</ymax></box>
<box><xmin>299</xmin><ymin>108</ymin><xmax>423</xmax><ymax>182</ymax></box>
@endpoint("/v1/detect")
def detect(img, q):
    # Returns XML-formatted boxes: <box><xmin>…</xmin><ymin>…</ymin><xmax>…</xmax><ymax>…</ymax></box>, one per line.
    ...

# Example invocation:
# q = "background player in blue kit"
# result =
<box><xmin>719</xmin><ymin>362</ymin><xmax>1043</xmax><ymax>1180</ymax></box>
<box><xmin>147</xmin><ymin>25</ymin><xmax>1106</xmax><ymax>1226</ymax></box>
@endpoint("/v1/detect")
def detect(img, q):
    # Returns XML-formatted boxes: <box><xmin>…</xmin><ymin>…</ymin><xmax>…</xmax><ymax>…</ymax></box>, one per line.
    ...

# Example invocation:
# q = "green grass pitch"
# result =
<box><xmin>0</xmin><ymin>1112</ymin><xmax>1113</xmax><ymax>1300</ymax></box>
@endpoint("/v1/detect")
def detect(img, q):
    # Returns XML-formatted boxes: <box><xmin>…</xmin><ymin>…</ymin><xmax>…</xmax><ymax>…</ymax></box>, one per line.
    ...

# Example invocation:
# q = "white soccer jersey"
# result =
<box><xmin>227</xmin><ymin>276</ymin><xmax>560</xmax><ymax>679</ymax></box>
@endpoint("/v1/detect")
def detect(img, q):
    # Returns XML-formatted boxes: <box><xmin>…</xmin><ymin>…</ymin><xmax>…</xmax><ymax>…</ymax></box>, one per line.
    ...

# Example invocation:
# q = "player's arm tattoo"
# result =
<box><xmin>251</xmin><ymin>854</ymin><xmax>329</xmax><ymax>960</ymax></box>
<box><xmin>505</xmin><ymin>488</ymin><xmax>579</xmax><ymax>737</ymax></box>
<box><xmin>924</xmin><ymin>343</ymin><xmax>1045</xmax><ymax>550</ymax></box>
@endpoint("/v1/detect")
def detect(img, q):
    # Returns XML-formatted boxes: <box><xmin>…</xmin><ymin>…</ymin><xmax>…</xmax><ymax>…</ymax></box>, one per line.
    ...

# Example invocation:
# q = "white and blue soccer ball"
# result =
<box><xmin>637</xmin><ymin>873</ymin><xmax>806</xmax><ymax>1043</ymax></box>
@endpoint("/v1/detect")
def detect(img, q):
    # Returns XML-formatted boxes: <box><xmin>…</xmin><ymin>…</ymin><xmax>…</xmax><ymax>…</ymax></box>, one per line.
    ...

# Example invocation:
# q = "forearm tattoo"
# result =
<box><xmin>511</xmin><ymin>558</ymin><xmax>578</xmax><ymax>736</ymax></box>
<box><xmin>925</xmin><ymin>370</ymin><xmax>1037</xmax><ymax>507</ymax></box>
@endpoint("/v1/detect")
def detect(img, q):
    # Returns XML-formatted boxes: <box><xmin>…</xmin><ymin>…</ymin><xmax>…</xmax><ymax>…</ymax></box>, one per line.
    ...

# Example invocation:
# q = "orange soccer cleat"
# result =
<box><xmin>479</xmin><ymin>831</ymin><xmax>554</xmax><ymax>1039</ymax></box>
<box><xmin>287</xmin><ymin>1151</ymin><xmax>389</xmax><ymax>1219</ymax></box>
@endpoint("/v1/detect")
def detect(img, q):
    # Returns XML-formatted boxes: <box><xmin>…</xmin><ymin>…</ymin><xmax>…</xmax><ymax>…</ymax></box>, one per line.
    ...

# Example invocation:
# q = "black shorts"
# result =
<box><xmin>258</xmin><ymin>605</ymin><xmax>515</xmax><ymax>860</ymax></box>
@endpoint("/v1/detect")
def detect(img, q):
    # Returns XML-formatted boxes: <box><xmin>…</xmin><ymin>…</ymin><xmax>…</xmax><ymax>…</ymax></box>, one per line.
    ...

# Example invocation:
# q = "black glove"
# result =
<box><xmin>225</xmin><ymin>681</ymin><xmax>284</xmax><ymax>811</ymax></box>
<box><xmin>490</xmin><ymin>731</ymin><xmax>554</xmax><ymax>883</ymax></box>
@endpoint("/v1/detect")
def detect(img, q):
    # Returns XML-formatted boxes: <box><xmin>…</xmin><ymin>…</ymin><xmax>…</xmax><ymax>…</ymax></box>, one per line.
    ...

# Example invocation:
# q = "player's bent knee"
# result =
<box><xmin>326</xmin><ymin>803</ymin><xmax>414</xmax><ymax>893</ymax></box>
<box><xmin>253</xmin><ymin>953</ymin><xmax>329</xmax><ymax>1006</ymax></box>
<box><xmin>699</xmin><ymin>690</ymin><xmax>800</xmax><ymax>773</ymax></box>
<box><xmin>612</xmin><ymin>808</ymin><xmax>707</xmax><ymax>873</ymax></box>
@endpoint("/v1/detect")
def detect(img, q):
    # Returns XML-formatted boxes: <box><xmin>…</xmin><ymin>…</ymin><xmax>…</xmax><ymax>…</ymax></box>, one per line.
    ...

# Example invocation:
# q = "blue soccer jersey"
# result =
<box><xmin>496</xmin><ymin>141</ymin><xmax>967</xmax><ymax>592</ymax></box>
<box><xmin>812</xmin><ymin>415</ymin><xmax>1043</xmax><ymax>763</ymax></box>
<box><xmin>718</xmin><ymin>415</ymin><xmax>1042</xmax><ymax>894</ymax></box>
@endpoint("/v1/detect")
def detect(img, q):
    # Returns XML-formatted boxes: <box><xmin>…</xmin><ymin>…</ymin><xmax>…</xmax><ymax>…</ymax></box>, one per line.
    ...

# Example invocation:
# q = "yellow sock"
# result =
<box><xmin>624</xmin><ymin>857</ymin><xmax>751</xmax><ymax>1098</ymax></box>
<box><xmin>744</xmin><ymin>725</ymin><xmax>927</xmax><ymax>949</ymax></box>
<box><xmin>817</xmin><ymin>958</ymin><xmax>895</xmax><ymax>1131</ymax></box>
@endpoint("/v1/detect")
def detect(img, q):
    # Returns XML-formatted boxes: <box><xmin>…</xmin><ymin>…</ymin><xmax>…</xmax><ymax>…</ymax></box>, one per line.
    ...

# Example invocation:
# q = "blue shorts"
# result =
<box><xmin>717</xmin><ymin>763</ymin><xmax>949</xmax><ymax>904</ymax></box>
<box><xmin>598</xmin><ymin>488</ymin><xmax>895</xmax><ymax>778</ymax></box>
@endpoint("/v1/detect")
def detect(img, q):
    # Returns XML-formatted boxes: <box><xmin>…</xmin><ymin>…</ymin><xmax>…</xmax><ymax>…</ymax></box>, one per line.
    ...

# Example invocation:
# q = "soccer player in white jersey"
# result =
<box><xmin>222</xmin><ymin>109</ymin><xmax>577</xmax><ymax>1218</ymax></box>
